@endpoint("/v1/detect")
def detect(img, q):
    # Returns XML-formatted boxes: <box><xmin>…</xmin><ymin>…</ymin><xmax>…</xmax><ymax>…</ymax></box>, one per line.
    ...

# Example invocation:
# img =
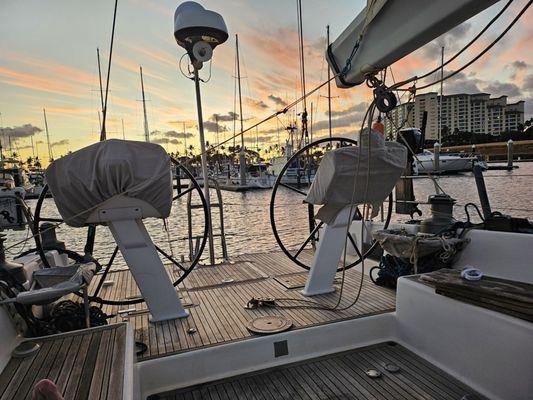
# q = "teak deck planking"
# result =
<box><xmin>86</xmin><ymin>250</ymin><xmax>396</xmax><ymax>361</ymax></box>
<box><xmin>155</xmin><ymin>342</ymin><xmax>487</xmax><ymax>400</ymax></box>
<box><xmin>0</xmin><ymin>323</ymin><xmax>127</xmax><ymax>400</ymax></box>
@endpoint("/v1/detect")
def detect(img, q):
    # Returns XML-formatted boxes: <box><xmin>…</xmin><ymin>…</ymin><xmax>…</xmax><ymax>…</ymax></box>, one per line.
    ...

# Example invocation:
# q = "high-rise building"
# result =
<box><xmin>503</xmin><ymin>99</ymin><xmax>525</xmax><ymax>132</ymax></box>
<box><xmin>414</xmin><ymin>93</ymin><xmax>438</xmax><ymax>139</ymax></box>
<box><xmin>384</xmin><ymin>102</ymin><xmax>415</xmax><ymax>139</ymax></box>
<box><xmin>384</xmin><ymin>92</ymin><xmax>525</xmax><ymax>139</ymax></box>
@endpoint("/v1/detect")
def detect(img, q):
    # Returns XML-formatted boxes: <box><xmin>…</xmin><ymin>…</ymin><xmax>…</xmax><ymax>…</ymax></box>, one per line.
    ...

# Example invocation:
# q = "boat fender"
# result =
<box><xmin>460</xmin><ymin>266</ymin><xmax>483</xmax><ymax>281</ymax></box>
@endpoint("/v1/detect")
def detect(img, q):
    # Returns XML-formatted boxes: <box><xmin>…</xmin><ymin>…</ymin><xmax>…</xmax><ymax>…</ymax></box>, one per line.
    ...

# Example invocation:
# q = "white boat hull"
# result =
<box><xmin>414</xmin><ymin>154</ymin><xmax>475</xmax><ymax>173</ymax></box>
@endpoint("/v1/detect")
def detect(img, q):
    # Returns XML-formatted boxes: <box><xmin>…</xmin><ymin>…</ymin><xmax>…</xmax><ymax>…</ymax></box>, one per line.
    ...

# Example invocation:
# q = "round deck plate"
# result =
<box><xmin>12</xmin><ymin>341</ymin><xmax>40</xmax><ymax>358</ymax></box>
<box><xmin>247</xmin><ymin>316</ymin><xmax>293</xmax><ymax>334</ymax></box>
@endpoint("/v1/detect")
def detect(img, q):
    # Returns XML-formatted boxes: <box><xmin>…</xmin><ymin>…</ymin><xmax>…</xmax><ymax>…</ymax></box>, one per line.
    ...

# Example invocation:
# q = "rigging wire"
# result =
<box><xmin>416</xmin><ymin>0</ymin><xmax>515</xmax><ymax>82</ymax></box>
<box><xmin>392</xmin><ymin>0</ymin><xmax>532</xmax><ymax>91</ymax></box>
<box><xmin>267</xmin><ymin>99</ymin><xmax>377</xmax><ymax>311</ymax></box>
<box><xmin>211</xmin><ymin>74</ymin><xmax>338</xmax><ymax>152</ymax></box>
<box><xmin>9</xmin><ymin>2</ymin><xmax>531</xmax><ymax>262</ymax></box>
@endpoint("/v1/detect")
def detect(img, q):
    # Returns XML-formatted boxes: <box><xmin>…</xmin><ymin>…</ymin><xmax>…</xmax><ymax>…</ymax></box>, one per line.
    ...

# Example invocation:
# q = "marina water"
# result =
<box><xmin>6</xmin><ymin>163</ymin><xmax>532</xmax><ymax>269</ymax></box>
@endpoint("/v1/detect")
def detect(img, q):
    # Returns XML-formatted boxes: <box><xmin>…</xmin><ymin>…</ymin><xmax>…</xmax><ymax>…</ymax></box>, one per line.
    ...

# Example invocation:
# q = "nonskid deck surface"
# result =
<box><xmin>154</xmin><ymin>342</ymin><xmax>486</xmax><ymax>400</ymax></box>
<box><xmin>86</xmin><ymin>251</ymin><xmax>396</xmax><ymax>361</ymax></box>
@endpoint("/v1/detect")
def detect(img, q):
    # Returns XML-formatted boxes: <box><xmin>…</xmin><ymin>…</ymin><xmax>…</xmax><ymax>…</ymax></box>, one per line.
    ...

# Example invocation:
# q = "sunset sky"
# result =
<box><xmin>1</xmin><ymin>0</ymin><xmax>532</xmax><ymax>164</ymax></box>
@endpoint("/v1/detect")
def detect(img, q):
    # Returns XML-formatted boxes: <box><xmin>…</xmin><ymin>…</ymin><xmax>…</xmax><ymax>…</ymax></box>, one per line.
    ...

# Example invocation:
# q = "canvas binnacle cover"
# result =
<box><xmin>305</xmin><ymin>130</ymin><xmax>406</xmax><ymax>223</ymax></box>
<box><xmin>46</xmin><ymin>139</ymin><xmax>173</xmax><ymax>227</ymax></box>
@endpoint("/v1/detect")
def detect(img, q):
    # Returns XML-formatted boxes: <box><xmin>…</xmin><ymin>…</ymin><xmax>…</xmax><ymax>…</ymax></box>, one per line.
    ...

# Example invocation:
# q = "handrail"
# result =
<box><xmin>208</xmin><ymin>177</ymin><xmax>228</xmax><ymax>260</ymax></box>
<box><xmin>186</xmin><ymin>175</ymin><xmax>228</xmax><ymax>262</ymax></box>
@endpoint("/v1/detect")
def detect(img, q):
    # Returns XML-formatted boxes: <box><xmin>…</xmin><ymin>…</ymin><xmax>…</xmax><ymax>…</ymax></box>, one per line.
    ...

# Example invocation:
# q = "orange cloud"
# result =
<box><xmin>0</xmin><ymin>66</ymin><xmax>87</xmax><ymax>98</ymax></box>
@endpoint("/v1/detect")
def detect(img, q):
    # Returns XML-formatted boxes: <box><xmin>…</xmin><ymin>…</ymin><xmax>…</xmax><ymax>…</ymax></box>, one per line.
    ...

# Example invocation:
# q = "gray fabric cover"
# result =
<box><xmin>372</xmin><ymin>230</ymin><xmax>467</xmax><ymax>259</ymax></box>
<box><xmin>46</xmin><ymin>139</ymin><xmax>172</xmax><ymax>227</ymax></box>
<box><xmin>305</xmin><ymin>130</ymin><xmax>406</xmax><ymax>223</ymax></box>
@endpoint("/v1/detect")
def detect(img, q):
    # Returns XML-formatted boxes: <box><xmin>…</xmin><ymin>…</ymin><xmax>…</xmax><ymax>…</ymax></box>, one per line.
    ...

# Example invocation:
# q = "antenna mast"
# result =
<box><xmin>140</xmin><ymin>66</ymin><xmax>150</xmax><ymax>142</ymax></box>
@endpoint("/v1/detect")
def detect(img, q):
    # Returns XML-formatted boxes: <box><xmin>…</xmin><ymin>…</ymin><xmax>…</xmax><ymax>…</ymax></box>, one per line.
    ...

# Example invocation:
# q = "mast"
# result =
<box><xmin>296</xmin><ymin>0</ymin><xmax>308</xmax><ymax>147</ymax></box>
<box><xmin>100</xmin><ymin>0</ymin><xmax>118</xmax><ymax>142</ymax></box>
<box><xmin>183</xmin><ymin>122</ymin><xmax>187</xmax><ymax>155</ymax></box>
<box><xmin>43</xmin><ymin>108</ymin><xmax>53</xmax><ymax>162</ymax></box>
<box><xmin>121</xmin><ymin>118</ymin><xmax>126</xmax><ymax>140</ymax></box>
<box><xmin>235</xmin><ymin>34</ymin><xmax>246</xmax><ymax>185</ymax></box>
<box><xmin>327</xmin><ymin>25</ymin><xmax>332</xmax><ymax>138</ymax></box>
<box><xmin>438</xmin><ymin>46</ymin><xmax>444</xmax><ymax>143</ymax></box>
<box><xmin>232</xmin><ymin>51</ymin><xmax>237</xmax><ymax>150</ymax></box>
<box><xmin>0</xmin><ymin>112</ymin><xmax>4</xmax><ymax>162</ymax></box>
<box><xmin>30</xmin><ymin>135</ymin><xmax>35</xmax><ymax>158</ymax></box>
<box><xmin>215</xmin><ymin>114</ymin><xmax>219</xmax><ymax>146</ymax></box>
<box><xmin>97</xmin><ymin>47</ymin><xmax>105</xmax><ymax>125</ymax></box>
<box><xmin>140</xmin><ymin>66</ymin><xmax>150</xmax><ymax>142</ymax></box>
<box><xmin>310</xmin><ymin>102</ymin><xmax>313</xmax><ymax>143</ymax></box>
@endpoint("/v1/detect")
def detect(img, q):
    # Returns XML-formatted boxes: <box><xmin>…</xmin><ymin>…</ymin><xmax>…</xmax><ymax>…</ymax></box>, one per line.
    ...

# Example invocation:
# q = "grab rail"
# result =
<box><xmin>186</xmin><ymin>177</ymin><xmax>228</xmax><ymax>263</ymax></box>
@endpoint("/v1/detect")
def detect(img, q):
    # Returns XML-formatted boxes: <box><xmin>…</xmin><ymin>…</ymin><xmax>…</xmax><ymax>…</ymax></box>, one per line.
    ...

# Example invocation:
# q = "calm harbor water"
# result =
<box><xmin>5</xmin><ymin>162</ymin><xmax>533</xmax><ymax>269</ymax></box>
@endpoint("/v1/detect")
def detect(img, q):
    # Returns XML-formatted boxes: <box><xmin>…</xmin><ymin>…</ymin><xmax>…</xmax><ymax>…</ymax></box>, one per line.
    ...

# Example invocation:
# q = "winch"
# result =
<box><xmin>419</xmin><ymin>194</ymin><xmax>456</xmax><ymax>234</ymax></box>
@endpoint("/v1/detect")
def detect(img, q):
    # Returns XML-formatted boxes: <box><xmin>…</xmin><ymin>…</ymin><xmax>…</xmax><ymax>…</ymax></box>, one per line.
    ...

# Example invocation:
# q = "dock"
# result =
<box><xmin>87</xmin><ymin>250</ymin><xmax>395</xmax><ymax>361</ymax></box>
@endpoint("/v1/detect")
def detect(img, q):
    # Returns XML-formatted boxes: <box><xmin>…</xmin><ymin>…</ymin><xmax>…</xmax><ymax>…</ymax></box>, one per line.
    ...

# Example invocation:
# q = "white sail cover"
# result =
<box><xmin>305</xmin><ymin>130</ymin><xmax>406</xmax><ymax>223</ymax></box>
<box><xmin>46</xmin><ymin>139</ymin><xmax>172</xmax><ymax>227</ymax></box>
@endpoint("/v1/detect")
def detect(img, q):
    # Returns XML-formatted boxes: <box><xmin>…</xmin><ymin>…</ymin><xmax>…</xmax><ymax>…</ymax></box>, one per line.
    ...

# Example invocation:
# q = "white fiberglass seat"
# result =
<box><xmin>396</xmin><ymin>229</ymin><xmax>533</xmax><ymax>399</ymax></box>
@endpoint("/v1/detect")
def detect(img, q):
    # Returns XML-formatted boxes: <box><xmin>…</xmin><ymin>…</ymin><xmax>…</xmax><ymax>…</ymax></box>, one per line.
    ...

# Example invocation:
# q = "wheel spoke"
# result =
<box><xmin>347</xmin><ymin>233</ymin><xmax>363</xmax><ymax>259</ymax></box>
<box><xmin>39</xmin><ymin>217</ymin><xmax>64</xmax><ymax>223</ymax></box>
<box><xmin>279</xmin><ymin>182</ymin><xmax>308</xmax><ymax>196</ymax></box>
<box><xmin>155</xmin><ymin>245</ymin><xmax>187</xmax><ymax>272</ymax></box>
<box><xmin>173</xmin><ymin>186</ymin><xmax>195</xmax><ymax>201</ymax></box>
<box><xmin>293</xmin><ymin>221</ymin><xmax>324</xmax><ymax>259</ymax></box>
<box><xmin>92</xmin><ymin>246</ymin><xmax>119</xmax><ymax>299</ymax></box>
<box><xmin>353</xmin><ymin>205</ymin><xmax>374</xmax><ymax>240</ymax></box>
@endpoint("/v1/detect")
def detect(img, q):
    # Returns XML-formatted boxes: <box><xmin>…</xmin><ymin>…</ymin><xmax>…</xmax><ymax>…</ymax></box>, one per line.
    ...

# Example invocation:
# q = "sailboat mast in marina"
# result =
<box><xmin>235</xmin><ymin>34</ymin><xmax>246</xmax><ymax>186</ymax></box>
<box><xmin>42</xmin><ymin>108</ymin><xmax>53</xmax><ymax>162</ymax></box>
<box><xmin>0</xmin><ymin>1</ymin><xmax>532</xmax><ymax>399</ymax></box>
<box><xmin>140</xmin><ymin>66</ymin><xmax>150</xmax><ymax>143</ymax></box>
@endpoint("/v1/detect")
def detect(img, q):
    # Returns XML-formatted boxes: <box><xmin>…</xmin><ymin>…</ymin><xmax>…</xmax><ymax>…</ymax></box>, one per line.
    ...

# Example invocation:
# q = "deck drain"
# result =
<box><xmin>246</xmin><ymin>316</ymin><xmax>292</xmax><ymax>334</ymax></box>
<box><xmin>383</xmin><ymin>363</ymin><xmax>401</xmax><ymax>373</ymax></box>
<box><xmin>365</xmin><ymin>369</ymin><xmax>382</xmax><ymax>379</ymax></box>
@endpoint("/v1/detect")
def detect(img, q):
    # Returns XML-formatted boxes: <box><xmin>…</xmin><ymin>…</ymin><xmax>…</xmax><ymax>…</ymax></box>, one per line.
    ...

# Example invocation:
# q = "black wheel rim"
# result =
<box><xmin>32</xmin><ymin>157</ymin><xmax>210</xmax><ymax>305</ymax></box>
<box><xmin>269</xmin><ymin>137</ymin><xmax>392</xmax><ymax>272</ymax></box>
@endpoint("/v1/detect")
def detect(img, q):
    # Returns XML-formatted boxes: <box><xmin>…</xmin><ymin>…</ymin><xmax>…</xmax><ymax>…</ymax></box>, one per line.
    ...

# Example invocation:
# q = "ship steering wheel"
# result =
<box><xmin>32</xmin><ymin>156</ymin><xmax>209</xmax><ymax>305</ymax></box>
<box><xmin>269</xmin><ymin>137</ymin><xmax>393</xmax><ymax>272</ymax></box>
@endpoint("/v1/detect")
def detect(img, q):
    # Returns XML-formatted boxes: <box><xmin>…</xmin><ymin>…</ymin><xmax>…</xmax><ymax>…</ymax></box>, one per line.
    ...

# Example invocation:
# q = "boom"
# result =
<box><xmin>327</xmin><ymin>0</ymin><xmax>500</xmax><ymax>88</ymax></box>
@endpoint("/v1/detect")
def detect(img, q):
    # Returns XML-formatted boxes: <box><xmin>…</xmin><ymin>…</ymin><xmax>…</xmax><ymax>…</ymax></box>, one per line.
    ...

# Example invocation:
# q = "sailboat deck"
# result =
<box><xmin>156</xmin><ymin>342</ymin><xmax>486</xmax><ymax>400</ymax></box>
<box><xmin>0</xmin><ymin>324</ymin><xmax>128</xmax><ymax>400</ymax></box>
<box><xmin>90</xmin><ymin>251</ymin><xmax>396</xmax><ymax>361</ymax></box>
